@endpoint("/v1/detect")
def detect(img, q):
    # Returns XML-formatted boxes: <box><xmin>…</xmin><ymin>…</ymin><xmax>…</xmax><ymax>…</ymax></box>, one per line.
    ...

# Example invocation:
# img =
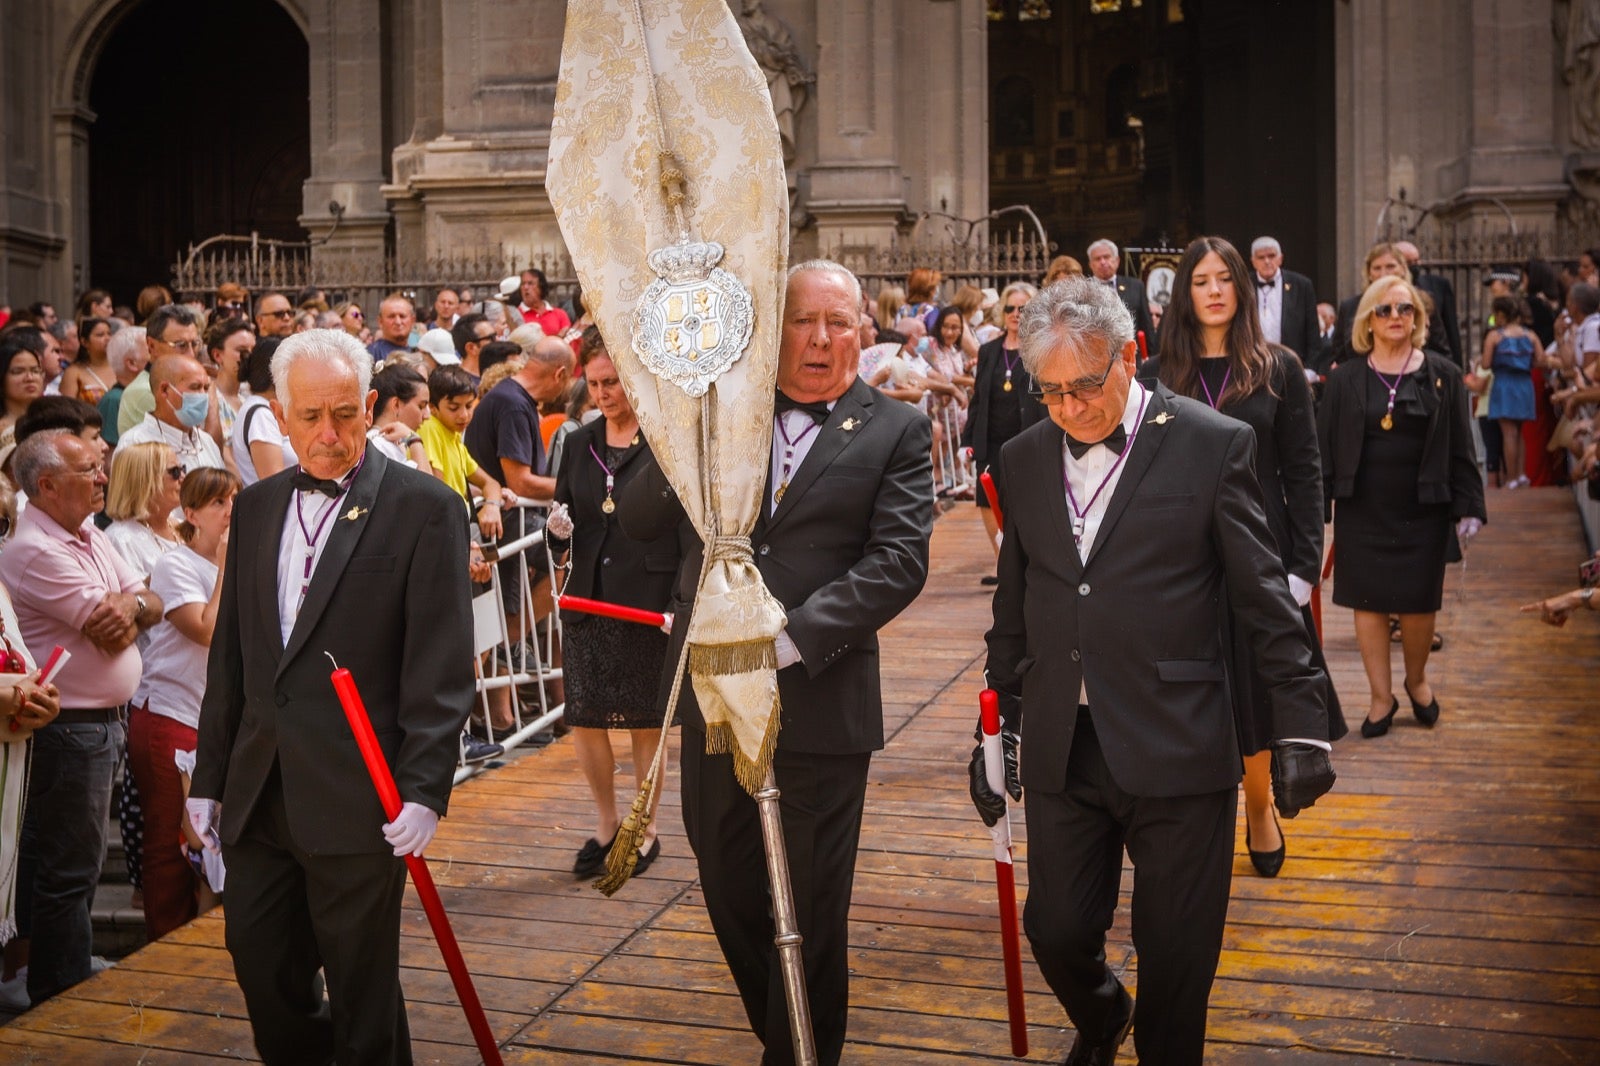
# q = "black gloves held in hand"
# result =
<box><xmin>1271</xmin><ymin>742</ymin><xmax>1336</xmax><ymax>819</ymax></box>
<box><xmin>967</xmin><ymin>729</ymin><xmax>1021</xmax><ymax>827</ymax></box>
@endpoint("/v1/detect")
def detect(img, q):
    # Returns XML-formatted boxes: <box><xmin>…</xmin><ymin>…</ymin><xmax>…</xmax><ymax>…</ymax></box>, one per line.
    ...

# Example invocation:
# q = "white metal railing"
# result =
<box><xmin>454</xmin><ymin>500</ymin><xmax>567</xmax><ymax>783</ymax></box>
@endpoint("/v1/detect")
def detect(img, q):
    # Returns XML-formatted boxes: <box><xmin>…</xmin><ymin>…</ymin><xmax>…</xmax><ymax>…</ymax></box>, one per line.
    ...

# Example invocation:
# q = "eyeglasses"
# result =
<box><xmin>156</xmin><ymin>338</ymin><xmax>200</xmax><ymax>353</ymax></box>
<box><xmin>1028</xmin><ymin>359</ymin><xmax>1118</xmax><ymax>405</ymax></box>
<box><xmin>1004</xmin><ymin>304</ymin><xmax>1027</xmax><ymax>314</ymax></box>
<box><xmin>1373</xmin><ymin>302</ymin><xmax>1415</xmax><ymax>319</ymax></box>
<box><xmin>6</xmin><ymin>366</ymin><xmax>44</xmax><ymax>378</ymax></box>
<box><xmin>347</xmin><ymin>310</ymin><xmax>364</xmax><ymax>319</ymax></box>
<box><xmin>473</xmin><ymin>333</ymin><xmax>496</xmax><ymax>344</ymax></box>
<box><xmin>55</xmin><ymin>465</ymin><xmax>104</xmax><ymax>479</ymax></box>
<box><xmin>165</xmin><ymin>465</ymin><xmax>185</xmax><ymax>481</ymax></box>
<box><xmin>261</xmin><ymin>309</ymin><xmax>294</xmax><ymax>319</ymax></box>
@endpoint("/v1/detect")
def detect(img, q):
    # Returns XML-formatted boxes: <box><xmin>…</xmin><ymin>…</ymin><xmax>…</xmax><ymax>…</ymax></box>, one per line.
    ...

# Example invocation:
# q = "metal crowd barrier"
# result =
<box><xmin>933</xmin><ymin>401</ymin><xmax>974</xmax><ymax>499</ymax></box>
<box><xmin>454</xmin><ymin>500</ymin><xmax>566</xmax><ymax>783</ymax></box>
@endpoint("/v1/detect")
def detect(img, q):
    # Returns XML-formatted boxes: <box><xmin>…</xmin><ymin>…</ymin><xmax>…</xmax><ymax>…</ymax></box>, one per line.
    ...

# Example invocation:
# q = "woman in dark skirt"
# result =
<box><xmin>1140</xmin><ymin>236</ymin><xmax>1345</xmax><ymax>879</ymax></box>
<box><xmin>1319</xmin><ymin>276</ymin><xmax>1486</xmax><ymax>739</ymax></box>
<box><xmin>960</xmin><ymin>281</ymin><xmax>1044</xmax><ymax>581</ymax></box>
<box><xmin>548</xmin><ymin>339</ymin><xmax>682</xmax><ymax>878</ymax></box>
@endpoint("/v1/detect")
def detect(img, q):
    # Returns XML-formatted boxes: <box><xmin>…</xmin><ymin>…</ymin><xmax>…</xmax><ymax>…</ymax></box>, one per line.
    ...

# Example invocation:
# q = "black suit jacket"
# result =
<box><xmin>960</xmin><ymin>336</ymin><xmax>1046</xmax><ymax>470</ymax></box>
<box><xmin>1107</xmin><ymin>276</ymin><xmax>1157</xmax><ymax>355</ymax></box>
<box><xmin>984</xmin><ymin>385</ymin><xmax>1327</xmax><ymax>798</ymax></box>
<box><xmin>192</xmin><ymin>450</ymin><xmax>475</xmax><ymax>855</ymax></box>
<box><xmin>551</xmin><ymin>419</ymin><xmax>685</xmax><ymax>613</ymax></box>
<box><xmin>623</xmin><ymin>377</ymin><xmax>933</xmax><ymax>755</ymax></box>
<box><xmin>1414</xmin><ymin>271</ymin><xmax>1463</xmax><ymax>368</ymax></box>
<box><xmin>1267</xmin><ymin>269</ymin><xmax>1321</xmax><ymax>367</ymax></box>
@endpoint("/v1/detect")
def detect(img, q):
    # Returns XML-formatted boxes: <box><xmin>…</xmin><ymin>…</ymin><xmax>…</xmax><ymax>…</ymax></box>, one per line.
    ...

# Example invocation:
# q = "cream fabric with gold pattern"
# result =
<box><xmin>548</xmin><ymin>0</ymin><xmax>789</xmax><ymax>794</ymax></box>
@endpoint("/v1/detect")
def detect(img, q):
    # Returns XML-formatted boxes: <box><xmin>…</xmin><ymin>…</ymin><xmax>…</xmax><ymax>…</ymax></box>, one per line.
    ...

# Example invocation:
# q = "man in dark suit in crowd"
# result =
<box><xmin>969</xmin><ymin>277</ymin><xmax>1335</xmax><ymax>1065</ymax></box>
<box><xmin>1396</xmin><ymin>239</ymin><xmax>1464</xmax><ymax>368</ymax></box>
<box><xmin>1087</xmin><ymin>238</ymin><xmax>1157</xmax><ymax>356</ymax></box>
<box><xmin>189</xmin><ymin>329</ymin><xmax>475</xmax><ymax>1066</ymax></box>
<box><xmin>625</xmin><ymin>260</ymin><xmax>933</xmax><ymax>1064</ymax></box>
<box><xmin>1251</xmin><ymin>236</ymin><xmax>1321</xmax><ymax>368</ymax></box>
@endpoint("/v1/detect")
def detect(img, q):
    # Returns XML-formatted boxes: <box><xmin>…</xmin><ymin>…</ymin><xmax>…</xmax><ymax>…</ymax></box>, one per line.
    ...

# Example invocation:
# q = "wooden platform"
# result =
<box><xmin>3</xmin><ymin>484</ymin><xmax>1597</xmax><ymax>1064</ymax></box>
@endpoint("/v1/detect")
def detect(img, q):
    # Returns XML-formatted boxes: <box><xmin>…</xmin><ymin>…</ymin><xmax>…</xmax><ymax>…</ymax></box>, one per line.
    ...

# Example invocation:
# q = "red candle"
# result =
<box><xmin>559</xmin><ymin>594</ymin><xmax>667</xmax><ymax>629</ymax></box>
<box><xmin>979</xmin><ymin>471</ymin><xmax>1005</xmax><ymax>531</ymax></box>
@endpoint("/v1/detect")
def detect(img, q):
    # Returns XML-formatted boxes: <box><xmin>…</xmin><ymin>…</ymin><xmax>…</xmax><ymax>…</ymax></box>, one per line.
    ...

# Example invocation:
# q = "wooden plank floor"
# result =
<box><xmin>2</xmin><ymin>484</ymin><xmax>1597</xmax><ymax>1063</ymax></box>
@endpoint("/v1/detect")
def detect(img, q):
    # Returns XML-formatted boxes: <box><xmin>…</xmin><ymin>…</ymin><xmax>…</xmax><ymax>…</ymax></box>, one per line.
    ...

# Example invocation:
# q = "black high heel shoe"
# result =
<box><xmin>1361</xmin><ymin>696</ymin><xmax>1400</xmax><ymax>738</ymax></box>
<box><xmin>1404</xmin><ymin>683</ymin><xmax>1441</xmax><ymax>727</ymax></box>
<box><xmin>1246</xmin><ymin>808</ymin><xmax>1286</xmax><ymax>878</ymax></box>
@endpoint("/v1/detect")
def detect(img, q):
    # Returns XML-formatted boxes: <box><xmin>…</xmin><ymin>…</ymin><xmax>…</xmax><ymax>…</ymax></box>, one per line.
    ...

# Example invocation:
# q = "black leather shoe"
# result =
<box><xmin>1064</xmin><ymin>991</ymin><xmax>1133</xmax><ymax>1065</ymax></box>
<box><xmin>1361</xmin><ymin>697</ymin><xmax>1400</xmax><ymax>739</ymax></box>
<box><xmin>1404</xmin><ymin>683</ymin><xmax>1440</xmax><ymax>727</ymax></box>
<box><xmin>573</xmin><ymin>832</ymin><xmax>617</xmax><ymax>877</ymax></box>
<box><xmin>1247</xmin><ymin>808</ymin><xmax>1286</xmax><ymax>878</ymax></box>
<box><xmin>632</xmin><ymin>839</ymin><xmax>662</xmax><ymax>876</ymax></box>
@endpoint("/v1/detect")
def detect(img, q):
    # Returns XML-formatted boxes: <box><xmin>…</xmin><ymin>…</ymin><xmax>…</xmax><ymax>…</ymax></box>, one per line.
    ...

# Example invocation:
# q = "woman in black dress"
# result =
<box><xmin>549</xmin><ymin>341</ymin><xmax>682</xmax><ymax>877</ymax></box>
<box><xmin>960</xmin><ymin>281</ymin><xmax>1044</xmax><ymax>580</ymax></box>
<box><xmin>1319</xmin><ymin>277</ymin><xmax>1485</xmax><ymax>738</ymax></box>
<box><xmin>1139</xmin><ymin>236</ymin><xmax>1345</xmax><ymax>878</ymax></box>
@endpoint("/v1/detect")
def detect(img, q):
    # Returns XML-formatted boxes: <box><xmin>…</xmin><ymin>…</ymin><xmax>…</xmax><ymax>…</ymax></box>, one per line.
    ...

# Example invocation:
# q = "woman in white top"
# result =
<box><xmin>128</xmin><ymin>466</ymin><xmax>237</xmax><ymax>940</ymax></box>
<box><xmin>204</xmin><ymin>317</ymin><xmax>253</xmax><ymax>460</ymax></box>
<box><xmin>104</xmin><ymin>441</ymin><xmax>182</xmax><ymax>582</ymax></box>
<box><xmin>366</xmin><ymin>364</ymin><xmax>432</xmax><ymax>469</ymax></box>
<box><xmin>230</xmin><ymin>336</ymin><xmax>296</xmax><ymax>485</ymax></box>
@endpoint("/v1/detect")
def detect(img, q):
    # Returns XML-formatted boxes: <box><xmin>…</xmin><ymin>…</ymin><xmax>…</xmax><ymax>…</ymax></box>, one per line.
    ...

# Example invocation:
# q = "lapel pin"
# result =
<box><xmin>343</xmin><ymin>506</ymin><xmax>369</xmax><ymax>522</ymax></box>
<box><xmin>840</xmin><ymin>417</ymin><xmax>859</xmax><ymax>432</ymax></box>
<box><xmin>1147</xmin><ymin>411</ymin><xmax>1175</xmax><ymax>426</ymax></box>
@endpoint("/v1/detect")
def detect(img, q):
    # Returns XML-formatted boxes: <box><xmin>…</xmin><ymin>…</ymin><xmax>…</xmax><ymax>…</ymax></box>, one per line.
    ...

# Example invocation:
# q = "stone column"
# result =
<box><xmin>300</xmin><ymin>0</ymin><xmax>391</xmax><ymax>264</ymax></box>
<box><xmin>50</xmin><ymin>105</ymin><xmax>95</xmax><ymax>299</ymax></box>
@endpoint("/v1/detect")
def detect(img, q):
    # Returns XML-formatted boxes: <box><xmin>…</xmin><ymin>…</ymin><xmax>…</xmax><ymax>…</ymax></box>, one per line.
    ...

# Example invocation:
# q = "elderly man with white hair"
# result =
<box><xmin>1086</xmin><ymin>237</ymin><xmax>1157</xmax><ymax>355</ymax></box>
<box><xmin>189</xmin><ymin>329</ymin><xmax>474</xmax><ymax>1065</ymax></box>
<box><xmin>1250</xmin><ymin>235</ymin><xmax>1322</xmax><ymax>369</ymax></box>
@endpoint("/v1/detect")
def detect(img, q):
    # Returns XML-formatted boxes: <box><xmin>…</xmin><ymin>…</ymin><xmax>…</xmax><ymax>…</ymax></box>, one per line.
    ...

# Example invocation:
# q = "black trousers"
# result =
<box><xmin>221</xmin><ymin>776</ymin><xmax>411</xmax><ymax>1066</ymax></box>
<box><xmin>1023</xmin><ymin>709</ymin><xmax>1235</xmax><ymax>1066</ymax></box>
<box><xmin>680</xmin><ymin>726</ymin><xmax>871</xmax><ymax>1066</ymax></box>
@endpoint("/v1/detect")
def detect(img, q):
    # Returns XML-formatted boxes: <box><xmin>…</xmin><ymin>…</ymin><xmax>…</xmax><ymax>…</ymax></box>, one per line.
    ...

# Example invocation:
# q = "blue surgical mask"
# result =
<box><xmin>174</xmin><ymin>389</ymin><xmax>210</xmax><ymax>428</ymax></box>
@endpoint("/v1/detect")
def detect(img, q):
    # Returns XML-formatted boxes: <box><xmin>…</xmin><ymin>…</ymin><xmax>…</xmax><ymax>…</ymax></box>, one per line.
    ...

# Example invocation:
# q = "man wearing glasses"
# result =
<box><xmin>116</xmin><ymin>351</ymin><xmax>226</xmax><ymax>474</ymax></box>
<box><xmin>969</xmin><ymin>276</ymin><xmax>1334</xmax><ymax>1066</ymax></box>
<box><xmin>116</xmin><ymin>305</ymin><xmax>202</xmax><ymax>436</ymax></box>
<box><xmin>254</xmin><ymin>292</ymin><xmax>296</xmax><ymax>339</ymax></box>
<box><xmin>0</xmin><ymin>430</ymin><xmax>159</xmax><ymax>1005</ymax></box>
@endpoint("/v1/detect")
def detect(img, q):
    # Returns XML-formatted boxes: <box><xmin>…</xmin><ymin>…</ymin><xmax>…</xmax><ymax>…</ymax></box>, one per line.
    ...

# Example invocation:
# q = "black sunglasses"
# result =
<box><xmin>166</xmin><ymin>465</ymin><xmax>186</xmax><ymax>481</ymax></box>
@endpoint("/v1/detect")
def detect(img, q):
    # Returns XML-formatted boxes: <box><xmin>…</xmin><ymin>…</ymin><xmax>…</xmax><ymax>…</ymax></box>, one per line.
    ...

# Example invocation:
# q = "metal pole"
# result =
<box><xmin>755</xmin><ymin>768</ymin><xmax>818</xmax><ymax>1066</ymax></box>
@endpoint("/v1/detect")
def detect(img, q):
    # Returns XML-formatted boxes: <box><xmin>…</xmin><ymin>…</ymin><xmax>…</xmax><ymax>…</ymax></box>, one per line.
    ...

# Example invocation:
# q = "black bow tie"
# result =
<box><xmin>775</xmin><ymin>391</ymin><xmax>831</xmax><ymax>425</ymax></box>
<box><xmin>1065</xmin><ymin>424</ymin><xmax>1127</xmax><ymax>460</ymax></box>
<box><xmin>291</xmin><ymin>469</ymin><xmax>347</xmax><ymax>499</ymax></box>
<box><xmin>1256</xmin><ymin>275</ymin><xmax>1277</xmax><ymax>289</ymax></box>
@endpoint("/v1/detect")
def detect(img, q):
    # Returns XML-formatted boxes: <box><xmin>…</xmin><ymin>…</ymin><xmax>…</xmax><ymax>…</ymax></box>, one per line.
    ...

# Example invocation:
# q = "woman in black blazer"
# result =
<box><xmin>960</xmin><ymin>281</ymin><xmax>1044</xmax><ymax>580</ymax></box>
<box><xmin>1140</xmin><ymin>236</ymin><xmax>1345</xmax><ymax>879</ymax></box>
<box><xmin>548</xmin><ymin>342</ymin><xmax>682</xmax><ymax>878</ymax></box>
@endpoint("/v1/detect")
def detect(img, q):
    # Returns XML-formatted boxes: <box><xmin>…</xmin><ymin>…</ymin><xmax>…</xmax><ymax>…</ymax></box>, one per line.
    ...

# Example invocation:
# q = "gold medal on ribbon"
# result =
<box><xmin>602</xmin><ymin>497</ymin><xmax>617</xmax><ymax>514</ymax></box>
<box><xmin>1003</xmin><ymin>379</ymin><xmax>1013</xmax><ymax>392</ymax></box>
<box><xmin>1381</xmin><ymin>413</ymin><xmax>1394</xmax><ymax>431</ymax></box>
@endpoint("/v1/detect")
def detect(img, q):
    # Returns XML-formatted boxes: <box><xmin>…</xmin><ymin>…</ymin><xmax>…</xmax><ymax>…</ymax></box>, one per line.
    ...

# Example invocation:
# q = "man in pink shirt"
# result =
<box><xmin>0</xmin><ymin>429</ymin><xmax>162</xmax><ymax>1005</ymax></box>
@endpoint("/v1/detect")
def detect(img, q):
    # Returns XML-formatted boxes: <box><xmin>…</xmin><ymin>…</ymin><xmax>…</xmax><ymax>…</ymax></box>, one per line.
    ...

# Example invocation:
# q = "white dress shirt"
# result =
<box><xmin>276</xmin><ymin>483</ymin><xmax>352</xmax><ymax>645</ymax></box>
<box><xmin>768</xmin><ymin>402</ymin><xmax>836</xmax><ymax>667</ymax></box>
<box><xmin>1256</xmin><ymin>273</ymin><xmax>1283</xmax><ymax>344</ymax></box>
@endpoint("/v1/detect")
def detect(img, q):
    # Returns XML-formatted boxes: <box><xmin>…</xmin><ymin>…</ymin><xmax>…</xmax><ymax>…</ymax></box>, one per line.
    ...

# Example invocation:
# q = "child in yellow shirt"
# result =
<box><xmin>419</xmin><ymin>365</ymin><xmax>505</xmax><ymax>538</ymax></box>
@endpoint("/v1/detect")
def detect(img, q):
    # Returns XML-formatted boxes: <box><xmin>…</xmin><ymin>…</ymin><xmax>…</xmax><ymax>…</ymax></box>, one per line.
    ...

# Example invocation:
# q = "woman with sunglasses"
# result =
<box><xmin>334</xmin><ymin>301</ymin><xmax>365</xmax><ymax>339</ymax></box>
<box><xmin>1137</xmin><ymin>236</ymin><xmax>1344</xmax><ymax>878</ymax></box>
<box><xmin>105</xmin><ymin>441</ymin><xmax>184</xmax><ymax>582</ymax></box>
<box><xmin>961</xmin><ymin>281</ymin><xmax>1044</xmax><ymax>577</ymax></box>
<box><xmin>1318</xmin><ymin>276</ymin><xmax>1484</xmax><ymax>739</ymax></box>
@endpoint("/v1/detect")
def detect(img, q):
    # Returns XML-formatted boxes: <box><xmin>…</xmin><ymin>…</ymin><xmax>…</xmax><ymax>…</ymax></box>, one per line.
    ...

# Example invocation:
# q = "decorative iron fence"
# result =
<box><xmin>829</xmin><ymin>226</ymin><xmax>1053</xmax><ymax>300</ymax></box>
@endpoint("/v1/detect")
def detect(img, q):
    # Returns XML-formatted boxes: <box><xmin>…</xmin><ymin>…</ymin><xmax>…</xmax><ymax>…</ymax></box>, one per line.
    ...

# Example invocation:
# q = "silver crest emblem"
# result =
<box><xmin>633</xmin><ymin>238</ymin><xmax>755</xmax><ymax>397</ymax></box>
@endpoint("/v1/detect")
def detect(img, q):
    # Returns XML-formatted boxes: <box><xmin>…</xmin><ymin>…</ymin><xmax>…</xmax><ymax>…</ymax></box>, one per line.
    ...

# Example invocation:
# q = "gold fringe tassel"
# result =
<box><xmin>703</xmin><ymin>691</ymin><xmax>782</xmax><ymax>797</ymax></box>
<box><xmin>688</xmin><ymin>638</ymin><xmax>777</xmax><ymax>676</ymax></box>
<box><xmin>594</xmin><ymin>783</ymin><xmax>655</xmax><ymax>897</ymax></box>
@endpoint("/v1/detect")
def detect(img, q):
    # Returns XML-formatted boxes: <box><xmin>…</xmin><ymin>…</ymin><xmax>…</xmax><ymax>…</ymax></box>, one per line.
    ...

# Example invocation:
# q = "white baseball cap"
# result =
<box><xmin>499</xmin><ymin>275</ymin><xmax>523</xmax><ymax>300</ymax></box>
<box><xmin>416</xmin><ymin>328</ymin><xmax>460</xmax><ymax>364</ymax></box>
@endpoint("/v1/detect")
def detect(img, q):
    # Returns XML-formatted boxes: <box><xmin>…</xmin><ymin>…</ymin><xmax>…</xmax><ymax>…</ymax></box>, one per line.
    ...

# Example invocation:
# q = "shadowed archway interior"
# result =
<box><xmin>87</xmin><ymin>0</ymin><xmax>309</xmax><ymax>305</ymax></box>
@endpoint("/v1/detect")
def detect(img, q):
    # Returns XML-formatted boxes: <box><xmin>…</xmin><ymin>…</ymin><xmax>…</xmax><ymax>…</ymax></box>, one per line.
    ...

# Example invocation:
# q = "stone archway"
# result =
<box><xmin>54</xmin><ymin>0</ymin><xmax>310</xmax><ymax>303</ymax></box>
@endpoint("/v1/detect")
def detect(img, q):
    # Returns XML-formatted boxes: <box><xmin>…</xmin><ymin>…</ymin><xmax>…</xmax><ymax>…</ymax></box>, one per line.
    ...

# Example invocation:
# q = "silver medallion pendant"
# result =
<box><xmin>632</xmin><ymin>238</ymin><xmax>755</xmax><ymax>397</ymax></box>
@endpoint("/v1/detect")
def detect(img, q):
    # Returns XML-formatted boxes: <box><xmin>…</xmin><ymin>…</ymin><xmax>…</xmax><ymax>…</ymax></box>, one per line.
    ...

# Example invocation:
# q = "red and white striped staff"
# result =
<box><xmin>980</xmin><ymin>688</ymin><xmax>1028</xmax><ymax>1057</ymax></box>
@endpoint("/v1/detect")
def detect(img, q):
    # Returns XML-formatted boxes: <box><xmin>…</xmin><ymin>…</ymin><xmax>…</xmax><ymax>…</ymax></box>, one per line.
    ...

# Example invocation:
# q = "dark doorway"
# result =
<box><xmin>87</xmin><ymin>0</ymin><xmax>309</xmax><ymax>306</ymax></box>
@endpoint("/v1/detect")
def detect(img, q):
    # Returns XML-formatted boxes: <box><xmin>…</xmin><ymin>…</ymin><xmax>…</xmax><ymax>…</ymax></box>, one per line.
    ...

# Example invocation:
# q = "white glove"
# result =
<box><xmin>545</xmin><ymin>502</ymin><xmax>574</xmax><ymax>540</ymax></box>
<box><xmin>775</xmin><ymin>630</ymin><xmax>802</xmax><ymax>670</ymax></box>
<box><xmin>382</xmin><ymin>801</ymin><xmax>439</xmax><ymax>858</ymax></box>
<box><xmin>993</xmin><ymin>531</ymin><xmax>1004</xmax><ymax>551</ymax></box>
<box><xmin>659</xmin><ymin>611</ymin><xmax>674</xmax><ymax>635</ymax></box>
<box><xmin>185</xmin><ymin>798</ymin><xmax>221</xmax><ymax>853</ymax></box>
<box><xmin>1287</xmin><ymin>574</ymin><xmax>1314</xmax><ymax>607</ymax></box>
<box><xmin>1456</xmin><ymin>517</ymin><xmax>1482</xmax><ymax>543</ymax></box>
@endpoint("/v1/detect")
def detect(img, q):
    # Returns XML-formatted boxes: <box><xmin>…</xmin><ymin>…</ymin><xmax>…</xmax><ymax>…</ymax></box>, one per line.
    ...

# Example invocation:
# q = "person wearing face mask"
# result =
<box><xmin>115</xmin><ymin>355</ymin><xmax>225</xmax><ymax>474</ymax></box>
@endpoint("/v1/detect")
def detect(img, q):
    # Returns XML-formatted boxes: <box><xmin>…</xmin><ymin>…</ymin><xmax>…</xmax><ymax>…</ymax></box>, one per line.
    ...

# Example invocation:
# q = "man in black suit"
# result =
<box><xmin>189</xmin><ymin>329</ymin><xmax>475</xmax><ymax>1066</ymax></box>
<box><xmin>625</xmin><ymin>260</ymin><xmax>933</xmax><ymax>1064</ymax></box>
<box><xmin>1251</xmin><ymin>236</ymin><xmax>1321</xmax><ymax>369</ymax></box>
<box><xmin>969</xmin><ymin>277</ymin><xmax>1334</xmax><ymax>1065</ymax></box>
<box><xmin>1088</xmin><ymin>238</ymin><xmax>1157</xmax><ymax>356</ymax></box>
<box><xmin>1396</xmin><ymin>239</ymin><xmax>1464</xmax><ymax>368</ymax></box>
